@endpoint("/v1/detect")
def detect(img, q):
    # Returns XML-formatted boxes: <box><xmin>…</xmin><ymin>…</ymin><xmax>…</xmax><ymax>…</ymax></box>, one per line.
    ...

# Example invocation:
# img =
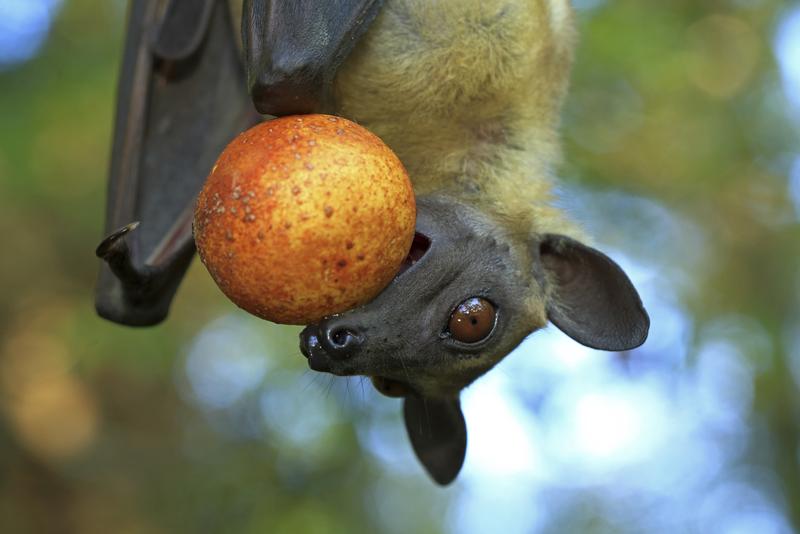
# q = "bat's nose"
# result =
<box><xmin>318</xmin><ymin>317</ymin><xmax>364</xmax><ymax>360</ymax></box>
<box><xmin>299</xmin><ymin>325</ymin><xmax>331</xmax><ymax>372</ymax></box>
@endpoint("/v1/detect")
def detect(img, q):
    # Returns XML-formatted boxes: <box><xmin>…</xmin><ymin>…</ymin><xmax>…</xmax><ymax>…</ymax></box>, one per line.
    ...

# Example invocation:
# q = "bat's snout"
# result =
<box><xmin>299</xmin><ymin>325</ymin><xmax>329</xmax><ymax>372</ymax></box>
<box><xmin>299</xmin><ymin>319</ymin><xmax>365</xmax><ymax>374</ymax></box>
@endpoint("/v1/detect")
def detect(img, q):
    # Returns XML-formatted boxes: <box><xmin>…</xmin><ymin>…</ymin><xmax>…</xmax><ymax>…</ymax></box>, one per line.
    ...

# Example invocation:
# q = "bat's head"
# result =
<box><xmin>299</xmin><ymin>195</ymin><xmax>649</xmax><ymax>484</ymax></box>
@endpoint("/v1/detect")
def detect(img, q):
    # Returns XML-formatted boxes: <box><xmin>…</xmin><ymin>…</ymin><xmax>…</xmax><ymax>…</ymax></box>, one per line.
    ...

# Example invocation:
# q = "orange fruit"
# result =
<box><xmin>194</xmin><ymin>114</ymin><xmax>416</xmax><ymax>325</ymax></box>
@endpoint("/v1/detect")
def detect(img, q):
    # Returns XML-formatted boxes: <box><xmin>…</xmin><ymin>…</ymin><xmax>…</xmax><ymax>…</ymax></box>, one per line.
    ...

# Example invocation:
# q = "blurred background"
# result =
<box><xmin>1</xmin><ymin>0</ymin><xmax>799</xmax><ymax>532</ymax></box>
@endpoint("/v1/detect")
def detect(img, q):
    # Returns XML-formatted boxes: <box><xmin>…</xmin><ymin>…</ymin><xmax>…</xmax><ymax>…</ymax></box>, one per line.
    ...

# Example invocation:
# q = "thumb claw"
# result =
<box><xmin>95</xmin><ymin>221</ymin><xmax>141</xmax><ymax>259</ymax></box>
<box><xmin>95</xmin><ymin>221</ymin><xmax>152</xmax><ymax>288</ymax></box>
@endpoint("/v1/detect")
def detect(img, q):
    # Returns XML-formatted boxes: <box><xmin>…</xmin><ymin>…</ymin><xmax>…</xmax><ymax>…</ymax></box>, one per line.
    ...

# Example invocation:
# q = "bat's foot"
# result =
<box><xmin>95</xmin><ymin>222</ymin><xmax>194</xmax><ymax>327</ymax></box>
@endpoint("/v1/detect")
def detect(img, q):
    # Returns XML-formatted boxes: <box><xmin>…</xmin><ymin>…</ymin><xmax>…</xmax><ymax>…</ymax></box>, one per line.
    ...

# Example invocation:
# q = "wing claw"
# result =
<box><xmin>95</xmin><ymin>221</ymin><xmax>140</xmax><ymax>259</ymax></box>
<box><xmin>96</xmin><ymin>221</ymin><xmax>155</xmax><ymax>292</ymax></box>
<box><xmin>96</xmin><ymin>0</ymin><xmax>257</xmax><ymax>326</ymax></box>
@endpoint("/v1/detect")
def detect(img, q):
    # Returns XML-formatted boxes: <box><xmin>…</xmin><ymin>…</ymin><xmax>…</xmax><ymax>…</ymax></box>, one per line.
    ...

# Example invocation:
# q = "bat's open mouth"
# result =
<box><xmin>398</xmin><ymin>232</ymin><xmax>431</xmax><ymax>276</ymax></box>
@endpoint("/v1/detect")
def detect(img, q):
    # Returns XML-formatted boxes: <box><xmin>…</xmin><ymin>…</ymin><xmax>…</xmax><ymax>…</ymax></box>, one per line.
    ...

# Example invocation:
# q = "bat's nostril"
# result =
<box><xmin>299</xmin><ymin>325</ymin><xmax>321</xmax><ymax>359</ymax></box>
<box><xmin>331</xmin><ymin>328</ymin><xmax>354</xmax><ymax>347</ymax></box>
<box><xmin>319</xmin><ymin>322</ymin><xmax>363</xmax><ymax>360</ymax></box>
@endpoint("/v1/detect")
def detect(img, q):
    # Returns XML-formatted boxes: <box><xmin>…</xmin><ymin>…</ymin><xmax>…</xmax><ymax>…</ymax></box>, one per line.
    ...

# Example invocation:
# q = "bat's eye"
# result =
<box><xmin>448</xmin><ymin>297</ymin><xmax>497</xmax><ymax>344</ymax></box>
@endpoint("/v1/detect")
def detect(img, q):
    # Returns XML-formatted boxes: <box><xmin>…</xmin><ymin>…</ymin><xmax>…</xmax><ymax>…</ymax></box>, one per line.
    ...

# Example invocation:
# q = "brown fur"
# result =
<box><xmin>334</xmin><ymin>0</ymin><xmax>580</xmax><ymax>240</ymax></box>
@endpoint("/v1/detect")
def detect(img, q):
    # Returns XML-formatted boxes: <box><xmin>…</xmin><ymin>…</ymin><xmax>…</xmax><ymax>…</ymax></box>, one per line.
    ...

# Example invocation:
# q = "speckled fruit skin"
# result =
<box><xmin>194</xmin><ymin>114</ymin><xmax>416</xmax><ymax>325</ymax></box>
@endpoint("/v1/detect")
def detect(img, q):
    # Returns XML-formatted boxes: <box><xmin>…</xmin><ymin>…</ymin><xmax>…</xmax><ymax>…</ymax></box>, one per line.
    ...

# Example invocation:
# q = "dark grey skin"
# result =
<box><xmin>299</xmin><ymin>196</ymin><xmax>649</xmax><ymax>484</ymax></box>
<box><xmin>96</xmin><ymin>0</ymin><xmax>648</xmax><ymax>486</ymax></box>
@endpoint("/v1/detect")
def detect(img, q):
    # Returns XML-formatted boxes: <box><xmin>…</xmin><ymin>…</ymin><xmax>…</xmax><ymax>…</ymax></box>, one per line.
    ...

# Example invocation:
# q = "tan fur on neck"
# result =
<box><xmin>334</xmin><ymin>0</ymin><xmax>581</xmax><ymax>239</ymax></box>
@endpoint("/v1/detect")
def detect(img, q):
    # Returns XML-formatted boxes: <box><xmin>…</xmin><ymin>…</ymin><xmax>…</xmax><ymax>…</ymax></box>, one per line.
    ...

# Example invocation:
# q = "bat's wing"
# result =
<box><xmin>242</xmin><ymin>0</ymin><xmax>386</xmax><ymax>115</ymax></box>
<box><xmin>96</xmin><ymin>0</ymin><xmax>259</xmax><ymax>326</ymax></box>
<box><xmin>98</xmin><ymin>0</ymin><xmax>386</xmax><ymax>326</ymax></box>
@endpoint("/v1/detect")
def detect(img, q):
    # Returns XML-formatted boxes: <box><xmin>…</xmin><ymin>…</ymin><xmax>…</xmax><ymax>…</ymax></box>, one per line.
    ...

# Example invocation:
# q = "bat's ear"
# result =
<box><xmin>539</xmin><ymin>234</ymin><xmax>650</xmax><ymax>351</ymax></box>
<box><xmin>403</xmin><ymin>395</ymin><xmax>467</xmax><ymax>485</ymax></box>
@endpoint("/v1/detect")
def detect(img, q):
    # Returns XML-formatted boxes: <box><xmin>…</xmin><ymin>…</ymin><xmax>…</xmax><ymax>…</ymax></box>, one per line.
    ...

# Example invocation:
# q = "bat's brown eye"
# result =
<box><xmin>448</xmin><ymin>297</ymin><xmax>496</xmax><ymax>344</ymax></box>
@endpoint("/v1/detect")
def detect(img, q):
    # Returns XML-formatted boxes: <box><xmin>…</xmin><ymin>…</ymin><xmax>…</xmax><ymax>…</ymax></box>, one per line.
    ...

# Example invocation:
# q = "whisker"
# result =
<box><xmin>300</xmin><ymin>370</ymin><xmax>321</xmax><ymax>394</ymax></box>
<box><xmin>324</xmin><ymin>376</ymin><xmax>336</xmax><ymax>399</ymax></box>
<box><xmin>398</xmin><ymin>353</ymin><xmax>412</xmax><ymax>386</ymax></box>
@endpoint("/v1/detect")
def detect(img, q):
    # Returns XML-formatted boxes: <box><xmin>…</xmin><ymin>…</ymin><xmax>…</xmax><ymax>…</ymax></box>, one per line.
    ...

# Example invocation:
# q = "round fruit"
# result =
<box><xmin>194</xmin><ymin>114</ymin><xmax>416</xmax><ymax>325</ymax></box>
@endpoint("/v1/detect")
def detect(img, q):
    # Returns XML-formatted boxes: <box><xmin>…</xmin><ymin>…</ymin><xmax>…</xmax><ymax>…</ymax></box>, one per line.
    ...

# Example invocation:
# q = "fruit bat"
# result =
<box><xmin>96</xmin><ymin>0</ymin><xmax>649</xmax><ymax>485</ymax></box>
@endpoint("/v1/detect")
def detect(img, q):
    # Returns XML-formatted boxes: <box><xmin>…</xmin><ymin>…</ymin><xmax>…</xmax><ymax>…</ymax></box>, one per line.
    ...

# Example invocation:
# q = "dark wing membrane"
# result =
<box><xmin>96</xmin><ymin>0</ymin><xmax>259</xmax><ymax>326</ymax></box>
<box><xmin>243</xmin><ymin>0</ymin><xmax>385</xmax><ymax>115</ymax></box>
<box><xmin>151</xmin><ymin>0</ymin><xmax>216</xmax><ymax>61</ymax></box>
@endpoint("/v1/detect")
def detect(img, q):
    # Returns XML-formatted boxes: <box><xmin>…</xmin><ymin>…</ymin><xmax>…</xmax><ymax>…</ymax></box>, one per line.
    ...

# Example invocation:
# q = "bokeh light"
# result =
<box><xmin>686</xmin><ymin>15</ymin><xmax>759</xmax><ymax>99</ymax></box>
<box><xmin>774</xmin><ymin>5</ymin><xmax>800</xmax><ymax>113</ymax></box>
<box><xmin>0</xmin><ymin>0</ymin><xmax>63</xmax><ymax>69</ymax></box>
<box><xmin>182</xmin><ymin>314</ymin><xmax>272</xmax><ymax>410</ymax></box>
<box><xmin>1</xmin><ymin>310</ymin><xmax>98</xmax><ymax>462</ymax></box>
